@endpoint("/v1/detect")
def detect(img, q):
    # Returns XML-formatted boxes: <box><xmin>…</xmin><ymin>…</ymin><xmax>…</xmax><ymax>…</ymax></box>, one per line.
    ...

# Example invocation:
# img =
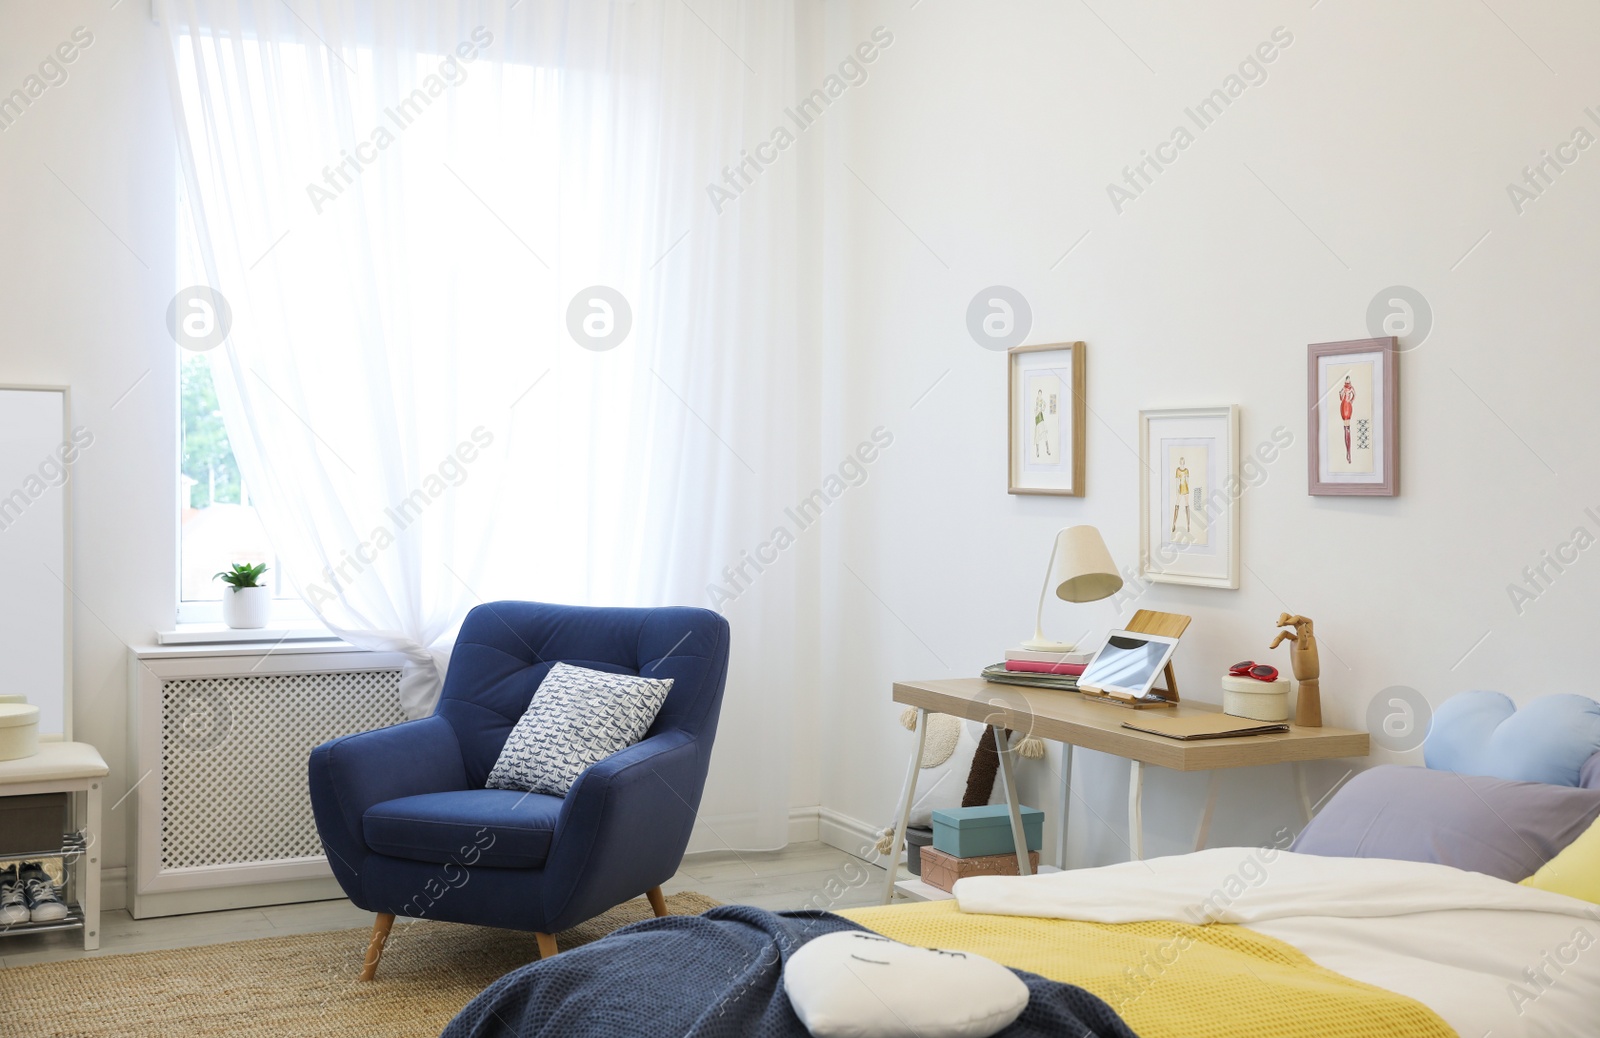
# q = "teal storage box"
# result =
<box><xmin>931</xmin><ymin>805</ymin><xmax>1044</xmax><ymax>858</ymax></box>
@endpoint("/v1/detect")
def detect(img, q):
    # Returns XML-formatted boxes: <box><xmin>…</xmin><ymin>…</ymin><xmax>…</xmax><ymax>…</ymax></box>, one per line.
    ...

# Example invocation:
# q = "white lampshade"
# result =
<box><xmin>1022</xmin><ymin>525</ymin><xmax>1122</xmax><ymax>652</ymax></box>
<box><xmin>1046</xmin><ymin>525</ymin><xmax>1123</xmax><ymax>603</ymax></box>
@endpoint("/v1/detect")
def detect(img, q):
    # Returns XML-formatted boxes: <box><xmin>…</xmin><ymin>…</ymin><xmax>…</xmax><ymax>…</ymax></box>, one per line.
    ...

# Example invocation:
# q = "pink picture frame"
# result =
<box><xmin>1308</xmin><ymin>337</ymin><xmax>1399</xmax><ymax>497</ymax></box>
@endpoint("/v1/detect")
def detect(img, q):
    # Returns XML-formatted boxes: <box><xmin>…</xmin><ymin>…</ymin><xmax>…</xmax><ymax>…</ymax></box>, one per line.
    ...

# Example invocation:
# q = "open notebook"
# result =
<box><xmin>1121</xmin><ymin>714</ymin><xmax>1290</xmax><ymax>741</ymax></box>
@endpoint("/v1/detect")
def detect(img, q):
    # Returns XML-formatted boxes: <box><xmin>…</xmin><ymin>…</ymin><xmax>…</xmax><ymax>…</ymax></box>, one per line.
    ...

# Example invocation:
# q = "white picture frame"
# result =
<box><xmin>1139</xmin><ymin>405</ymin><xmax>1240</xmax><ymax>590</ymax></box>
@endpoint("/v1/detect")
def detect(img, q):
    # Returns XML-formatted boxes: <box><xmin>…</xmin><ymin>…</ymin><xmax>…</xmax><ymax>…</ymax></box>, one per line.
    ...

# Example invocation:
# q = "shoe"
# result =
<box><xmin>0</xmin><ymin>867</ymin><xmax>28</xmax><ymax>925</ymax></box>
<box><xmin>19</xmin><ymin>863</ymin><xmax>67</xmax><ymax>923</ymax></box>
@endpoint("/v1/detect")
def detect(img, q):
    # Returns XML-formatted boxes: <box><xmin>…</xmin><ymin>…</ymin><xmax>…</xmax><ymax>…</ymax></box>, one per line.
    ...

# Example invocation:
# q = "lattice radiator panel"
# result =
<box><xmin>159</xmin><ymin>670</ymin><xmax>405</xmax><ymax>870</ymax></box>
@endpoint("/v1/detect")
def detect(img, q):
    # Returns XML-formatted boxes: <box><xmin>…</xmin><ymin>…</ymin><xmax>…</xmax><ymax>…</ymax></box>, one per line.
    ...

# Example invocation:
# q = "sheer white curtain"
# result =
<box><xmin>161</xmin><ymin>0</ymin><xmax>807</xmax><ymax>848</ymax></box>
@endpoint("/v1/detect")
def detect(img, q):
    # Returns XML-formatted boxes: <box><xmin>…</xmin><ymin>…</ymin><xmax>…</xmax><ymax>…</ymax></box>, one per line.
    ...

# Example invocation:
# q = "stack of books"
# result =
<box><xmin>979</xmin><ymin>647</ymin><xmax>1092</xmax><ymax>691</ymax></box>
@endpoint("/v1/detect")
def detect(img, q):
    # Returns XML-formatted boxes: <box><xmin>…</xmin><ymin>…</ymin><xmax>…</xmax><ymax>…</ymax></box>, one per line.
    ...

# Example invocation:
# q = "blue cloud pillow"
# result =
<box><xmin>1422</xmin><ymin>691</ymin><xmax>1600</xmax><ymax>787</ymax></box>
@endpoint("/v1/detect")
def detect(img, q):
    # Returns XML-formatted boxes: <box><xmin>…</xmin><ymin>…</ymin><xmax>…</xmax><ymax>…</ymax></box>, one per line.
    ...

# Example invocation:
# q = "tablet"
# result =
<box><xmin>1078</xmin><ymin>630</ymin><xmax>1181</xmax><ymax>700</ymax></box>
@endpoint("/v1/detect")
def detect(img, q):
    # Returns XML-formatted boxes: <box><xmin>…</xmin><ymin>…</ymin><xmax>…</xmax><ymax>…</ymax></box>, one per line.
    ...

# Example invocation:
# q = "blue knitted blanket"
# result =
<box><xmin>440</xmin><ymin>905</ymin><xmax>1138</xmax><ymax>1038</ymax></box>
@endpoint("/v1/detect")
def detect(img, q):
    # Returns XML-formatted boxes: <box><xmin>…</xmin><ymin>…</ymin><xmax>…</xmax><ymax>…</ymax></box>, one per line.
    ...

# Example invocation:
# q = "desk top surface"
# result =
<box><xmin>894</xmin><ymin>677</ymin><xmax>1369</xmax><ymax>771</ymax></box>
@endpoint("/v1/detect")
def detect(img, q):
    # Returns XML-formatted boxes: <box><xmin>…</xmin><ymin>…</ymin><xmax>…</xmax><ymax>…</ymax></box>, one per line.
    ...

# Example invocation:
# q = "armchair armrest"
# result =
<box><xmin>540</xmin><ymin>729</ymin><xmax>703</xmax><ymax>929</ymax></box>
<box><xmin>308</xmin><ymin>716</ymin><xmax>469</xmax><ymax>898</ymax></box>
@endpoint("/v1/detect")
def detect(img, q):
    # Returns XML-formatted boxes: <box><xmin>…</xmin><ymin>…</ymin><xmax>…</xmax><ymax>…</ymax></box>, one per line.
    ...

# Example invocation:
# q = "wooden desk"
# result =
<box><xmin>883</xmin><ymin>678</ymin><xmax>1368</xmax><ymax>904</ymax></box>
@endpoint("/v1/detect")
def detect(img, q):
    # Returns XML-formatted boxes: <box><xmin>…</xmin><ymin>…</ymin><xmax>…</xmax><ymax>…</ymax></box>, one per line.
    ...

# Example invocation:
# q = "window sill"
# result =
<box><xmin>155</xmin><ymin>624</ymin><xmax>342</xmax><ymax>646</ymax></box>
<box><xmin>132</xmin><ymin>636</ymin><xmax>391</xmax><ymax>663</ymax></box>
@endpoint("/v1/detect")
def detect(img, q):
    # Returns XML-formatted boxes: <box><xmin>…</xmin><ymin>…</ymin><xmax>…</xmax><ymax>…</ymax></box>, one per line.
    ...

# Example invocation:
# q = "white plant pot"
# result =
<box><xmin>222</xmin><ymin>585</ymin><xmax>271</xmax><ymax>629</ymax></box>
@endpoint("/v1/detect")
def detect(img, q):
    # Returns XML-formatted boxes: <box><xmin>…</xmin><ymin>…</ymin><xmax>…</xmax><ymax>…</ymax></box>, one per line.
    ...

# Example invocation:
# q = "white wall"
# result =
<box><xmin>817</xmin><ymin>0</ymin><xmax>1600</xmax><ymax>863</ymax></box>
<box><xmin>0</xmin><ymin>3</ymin><xmax>176</xmax><ymax>895</ymax></box>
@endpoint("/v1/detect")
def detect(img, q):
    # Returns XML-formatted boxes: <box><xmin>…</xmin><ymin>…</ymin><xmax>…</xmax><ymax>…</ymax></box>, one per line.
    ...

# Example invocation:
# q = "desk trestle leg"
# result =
<box><xmin>1294</xmin><ymin>761</ymin><xmax>1315</xmax><ymax>822</ymax></box>
<box><xmin>1128</xmin><ymin>760</ymin><xmax>1145</xmax><ymax>861</ymax></box>
<box><xmin>992</xmin><ymin>726</ymin><xmax>1033</xmax><ymax>878</ymax></box>
<box><xmin>1194</xmin><ymin>770</ymin><xmax>1220</xmax><ymax>852</ymax></box>
<box><xmin>881</xmin><ymin>707</ymin><xmax>930</xmax><ymax>904</ymax></box>
<box><xmin>1056</xmin><ymin>743</ymin><xmax>1073</xmax><ymax>870</ymax></box>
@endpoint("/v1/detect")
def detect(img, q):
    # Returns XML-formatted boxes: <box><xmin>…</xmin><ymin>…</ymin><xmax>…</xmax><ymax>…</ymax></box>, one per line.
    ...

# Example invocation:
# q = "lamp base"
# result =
<box><xmin>1019</xmin><ymin>637</ymin><xmax>1078</xmax><ymax>653</ymax></box>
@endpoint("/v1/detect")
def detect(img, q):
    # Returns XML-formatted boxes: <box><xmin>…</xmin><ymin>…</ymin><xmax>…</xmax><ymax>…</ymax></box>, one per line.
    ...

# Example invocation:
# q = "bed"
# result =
<box><xmin>443</xmin><ymin>691</ymin><xmax>1600</xmax><ymax>1038</ymax></box>
<box><xmin>841</xmin><ymin>847</ymin><xmax>1600</xmax><ymax>1037</ymax></box>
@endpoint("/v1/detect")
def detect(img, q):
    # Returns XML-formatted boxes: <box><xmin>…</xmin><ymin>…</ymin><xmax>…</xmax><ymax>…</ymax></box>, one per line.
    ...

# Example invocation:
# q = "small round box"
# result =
<box><xmin>0</xmin><ymin>703</ymin><xmax>40</xmax><ymax>761</ymax></box>
<box><xmin>1221</xmin><ymin>673</ymin><xmax>1291</xmax><ymax>722</ymax></box>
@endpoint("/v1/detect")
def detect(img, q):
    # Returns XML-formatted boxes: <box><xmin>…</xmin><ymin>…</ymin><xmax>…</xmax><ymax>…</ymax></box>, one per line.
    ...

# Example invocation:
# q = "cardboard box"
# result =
<box><xmin>931</xmin><ymin>804</ymin><xmax>1044</xmax><ymax>858</ymax></box>
<box><xmin>0</xmin><ymin>792</ymin><xmax>68</xmax><ymax>857</ymax></box>
<box><xmin>920</xmin><ymin>845</ymin><xmax>1041</xmax><ymax>894</ymax></box>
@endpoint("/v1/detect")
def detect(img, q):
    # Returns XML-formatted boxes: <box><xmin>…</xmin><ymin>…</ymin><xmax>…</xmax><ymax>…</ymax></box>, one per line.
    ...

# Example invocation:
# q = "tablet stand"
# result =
<box><xmin>1073</xmin><ymin>609</ymin><xmax>1191</xmax><ymax>709</ymax></box>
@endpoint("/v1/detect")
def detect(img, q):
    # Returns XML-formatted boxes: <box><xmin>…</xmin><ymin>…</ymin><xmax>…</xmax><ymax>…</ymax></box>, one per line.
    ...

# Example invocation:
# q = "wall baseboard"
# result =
<box><xmin>101</xmin><ymin>866</ymin><xmax>126</xmax><ymax>913</ymax></box>
<box><xmin>679</xmin><ymin>805</ymin><xmax>820</xmax><ymax>855</ymax></box>
<box><xmin>94</xmin><ymin>865</ymin><xmax>341</xmax><ymax>919</ymax></box>
<box><xmin>132</xmin><ymin>877</ymin><xmax>345</xmax><ymax>919</ymax></box>
<box><xmin>818</xmin><ymin>807</ymin><xmax>888</xmax><ymax>861</ymax></box>
<box><xmin>789</xmin><ymin>805</ymin><xmax>820</xmax><ymax>844</ymax></box>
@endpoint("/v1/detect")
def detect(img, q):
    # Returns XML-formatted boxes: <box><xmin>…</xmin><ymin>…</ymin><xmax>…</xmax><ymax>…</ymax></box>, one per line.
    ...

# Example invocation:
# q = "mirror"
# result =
<box><xmin>0</xmin><ymin>386</ymin><xmax>74</xmax><ymax>738</ymax></box>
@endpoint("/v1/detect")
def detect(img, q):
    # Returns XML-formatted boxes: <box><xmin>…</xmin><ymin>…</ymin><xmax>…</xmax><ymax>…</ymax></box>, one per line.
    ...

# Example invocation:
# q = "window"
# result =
<box><xmin>177</xmin><ymin>354</ymin><xmax>304</xmax><ymax>623</ymax></box>
<box><xmin>171</xmin><ymin>31</ymin><xmax>577</xmax><ymax>624</ymax></box>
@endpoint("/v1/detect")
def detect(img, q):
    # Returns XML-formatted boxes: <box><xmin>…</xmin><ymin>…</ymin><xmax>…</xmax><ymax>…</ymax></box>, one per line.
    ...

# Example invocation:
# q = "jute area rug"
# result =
<box><xmin>0</xmin><ymin>891</ymin><xmax>720</xmax><ymax>1038</ymax></box>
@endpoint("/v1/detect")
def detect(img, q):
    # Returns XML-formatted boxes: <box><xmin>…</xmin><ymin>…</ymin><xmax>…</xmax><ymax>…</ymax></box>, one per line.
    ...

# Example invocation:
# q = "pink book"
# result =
<box><xmin>1004</xmin><ymin>660</ymin><xmax>1086</xmax><ymax>675</ymax></box>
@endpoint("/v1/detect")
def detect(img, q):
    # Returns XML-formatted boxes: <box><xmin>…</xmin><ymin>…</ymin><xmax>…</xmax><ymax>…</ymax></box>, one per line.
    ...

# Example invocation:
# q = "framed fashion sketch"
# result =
<box><xmin>1308</xmin><ymin>337</ymin><xmax>1399</xmax><ymax>496</ymax></box>
<box><xmin>1008</xmin><ymin>342</ymin><xmax>1084</xmax><ymax>496</ymax></box>
<box><xmin>1139</xmin><ymin>406</ymin><xmax>1240</xmax><ymax>589</ymax></box>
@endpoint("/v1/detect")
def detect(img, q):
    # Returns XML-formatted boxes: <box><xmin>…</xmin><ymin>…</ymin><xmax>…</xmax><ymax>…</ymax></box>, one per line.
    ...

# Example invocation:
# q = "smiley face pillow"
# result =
<box><xmin>783</xmin><ymin>930</ymin><xmax>1029</xmax><ymax>1038</ymax></box>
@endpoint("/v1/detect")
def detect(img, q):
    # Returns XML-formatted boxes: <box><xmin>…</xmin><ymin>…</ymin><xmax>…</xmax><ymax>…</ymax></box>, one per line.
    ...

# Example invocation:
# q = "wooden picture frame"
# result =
<box><xmin>1139</xmin><ymin>405</ymin><xmax>1241</xmax><ymax>589</ymax></box>
<box><xmin>1008</xmin><ymin>342</ymin><xmax>1085</xmax><ymax>496</ymax></box>
<box><xmin>1308</xmin><ymin>337</ymin><xmax>1399</xmax><ymax>496</ymax></box>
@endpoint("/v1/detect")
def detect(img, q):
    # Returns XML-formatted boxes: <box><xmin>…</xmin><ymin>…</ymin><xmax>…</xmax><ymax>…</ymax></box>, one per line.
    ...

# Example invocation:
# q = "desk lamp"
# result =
<box><xmin>1021</xmin><ymin>525</ymin><xmax>1123</xmax><ymax>652</ymax></box>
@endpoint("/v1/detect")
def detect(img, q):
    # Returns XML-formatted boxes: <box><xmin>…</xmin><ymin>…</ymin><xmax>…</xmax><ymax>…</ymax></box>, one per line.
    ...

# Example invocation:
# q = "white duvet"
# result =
<box><xmin>953</xmin><ymin>848</ymin><xmax>1600</xmax><ymax>1038</ymax></box>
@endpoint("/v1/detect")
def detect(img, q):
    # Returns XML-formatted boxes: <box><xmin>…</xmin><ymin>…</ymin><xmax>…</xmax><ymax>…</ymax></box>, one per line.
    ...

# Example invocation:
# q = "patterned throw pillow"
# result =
<box><xmin>485</xmin><ymin>663</ymin><xmax>673</xmax><ymax>796</ymax></box>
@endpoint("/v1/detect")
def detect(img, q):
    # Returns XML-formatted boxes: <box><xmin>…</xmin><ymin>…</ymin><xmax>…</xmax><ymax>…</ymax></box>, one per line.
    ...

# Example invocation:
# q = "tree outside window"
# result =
<box><xmin>179</xmin><ymin>355</ymin><xmax>278</xmax><ymax>604</ymax></box>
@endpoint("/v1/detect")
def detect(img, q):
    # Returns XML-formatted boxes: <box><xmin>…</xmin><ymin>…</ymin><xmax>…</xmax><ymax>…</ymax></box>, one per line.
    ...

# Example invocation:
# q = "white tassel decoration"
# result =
<box><xmin>1017</xmin><ymin>735</ymin><xmax>1047</xmax><ymax>759</ymax></box>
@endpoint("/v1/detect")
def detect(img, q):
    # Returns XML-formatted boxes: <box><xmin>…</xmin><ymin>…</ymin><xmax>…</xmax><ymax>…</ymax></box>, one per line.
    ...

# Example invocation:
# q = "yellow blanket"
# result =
<box><xmin>838</xmin><ymin>901</ymin><xmax>1455</xmax><ymax>1038</ymax></box>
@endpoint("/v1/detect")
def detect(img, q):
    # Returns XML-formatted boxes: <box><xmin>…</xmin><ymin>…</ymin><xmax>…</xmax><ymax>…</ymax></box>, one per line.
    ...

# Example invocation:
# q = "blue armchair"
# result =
<box><xmin>308</xmin><ymin>600</ymin><xmax>730</xmax><ymax>979</ymax></box>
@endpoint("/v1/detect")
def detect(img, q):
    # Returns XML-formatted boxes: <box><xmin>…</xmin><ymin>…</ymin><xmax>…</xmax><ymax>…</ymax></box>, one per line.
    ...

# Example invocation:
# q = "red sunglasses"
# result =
<box><xmin>1229</xmin><ymin>661</ymin><xmax>1280</xmax><ymax>682</ymax></box>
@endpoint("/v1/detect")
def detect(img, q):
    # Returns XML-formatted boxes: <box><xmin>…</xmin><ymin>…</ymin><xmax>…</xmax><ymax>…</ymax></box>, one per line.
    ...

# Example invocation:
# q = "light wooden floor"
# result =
<box><xmin>0</xmin><ymin>841</ymin><xmax>886</xmax><ymax>969</ymax></box>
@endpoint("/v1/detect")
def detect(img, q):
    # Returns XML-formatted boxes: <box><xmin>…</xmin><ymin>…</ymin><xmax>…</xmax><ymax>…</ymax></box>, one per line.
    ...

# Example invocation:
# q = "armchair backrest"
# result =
<box><xmin>436</xmin><ymin>601</ymin><xmax>731</xmax><ymax>789</ymax></box>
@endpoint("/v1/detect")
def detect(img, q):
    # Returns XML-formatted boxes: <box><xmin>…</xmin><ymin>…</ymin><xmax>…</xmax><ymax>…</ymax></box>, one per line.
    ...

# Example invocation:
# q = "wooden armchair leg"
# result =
<box><xmin>646</xmin><ymin>885</ymin><xmax>668</xmax><ymax>918</ymax></box>
<box><xmin>360</xmin><ymin>913</ymin><xmax>395</xmax><ymax>981</ymax></box>
<box><xmin>535</xmin><ymin>931</ymin><xmax>558</xmax><ymax>959</ymax></box>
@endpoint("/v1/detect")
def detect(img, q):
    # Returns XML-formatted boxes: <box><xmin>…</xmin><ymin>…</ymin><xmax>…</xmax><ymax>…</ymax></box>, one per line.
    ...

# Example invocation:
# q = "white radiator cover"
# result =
<box><xmin>129</xmin><ymin>644</ymin><xmax>409</xmax><ymax>918</ymax></box>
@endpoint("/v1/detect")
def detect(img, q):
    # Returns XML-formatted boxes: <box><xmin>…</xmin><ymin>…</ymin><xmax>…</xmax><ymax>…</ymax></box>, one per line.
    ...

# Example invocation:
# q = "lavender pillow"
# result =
<box><xmin>1292</xmin><ymin>765</ymin><xmax>1600</xmax><ymax>882</ymax></box>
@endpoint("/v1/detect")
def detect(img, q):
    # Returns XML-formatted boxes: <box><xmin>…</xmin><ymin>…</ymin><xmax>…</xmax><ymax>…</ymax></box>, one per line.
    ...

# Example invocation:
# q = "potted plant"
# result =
<box><xmin>215</xmin><ymin>562</ymin><xmax>271</xmax><ymax>629</ymax></box>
